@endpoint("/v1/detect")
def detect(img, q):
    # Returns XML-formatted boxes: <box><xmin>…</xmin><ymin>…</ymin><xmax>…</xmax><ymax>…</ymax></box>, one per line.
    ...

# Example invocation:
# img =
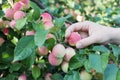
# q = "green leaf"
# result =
<box><xmin>54</xmin><ymin>15</ymin><xmax>71</xmax><ymax>27</ymax></box>
<box><xmin>9</xmin><ymin>63</ymin><xmax>22</xmax><ymax>73</ymax></box>
<box><xmin>84</xmin><ymin>60</ymin><xmax>91</xmax><ymax>72</ymax></box>
<box><xmin>0</xmin><ymin>10</ymin><xmax>4</xmax><ymax>18</ymax></box>
<box><xmin>33</xmin><ymin>23</ymin><xmax>48</xmax><ymax>47</ymax></box>
<box><xmin>35</xmin><ymin>30</ymin><xmax>48</xmax><ymax>47</ymax></box>
<box><xmin>64</xmin><ymin>71</ymin><xmax>80</xmax><ymax>80</ymax></box>
<box><xmin>6</xmin><ymin>74</ymin><xmax>16</xmax><ymax>80</ymax></box>
<box><xmin>92</xmin><ymin>45</ymin><xmax>110</xmax><ymax>53</ymax></box>
<box><xmin>116</xmin><ymin>69</ymin><xmax>120</xmax><ymax>80</ymax></box>
<box><xmin>0</xmin><ymin>64</ymin><xmax>9</xmax><ymax>70</ymax></box>
<box><xmin>13</xmin><ymin>36</ymin><xmax>36</xmax><ymax>62</ymax></box>
<box><xmin>30</xmin><ymin>1</ymin><xmax>41</xmax><ymax>20</ymax></box>
<box><xmin>49</xmin><ymin>25</ymin><xmax>60</xmax><ymax>33</ymax></box>
<box><xmin>16</xmin><ymin>17</ymin><xmax>27</xmax><ymax>30</ymax></box>
<box><xmin>89</xmin><ymin>53</ymin><xmax>109</xmax><ymax>73</ymax></box>
<box><xmin>32</xmin><ymin>66</ymin><xmax>41</xmax><ymax>80</ymax></box>
<box><xmin>0</xmin><ymin>78</ymin><xmax>5</xmax><ymax>80</ymax></box>
<box><xmin>110</xmin><ymin>44</ymin><xmax>120</xmax><ymax>57</ymax></box>
<box><xmin>51</xmin><ymin>73</ymin><xmax>63</xmax><ymax>80</ymax></box>
<box><xmin>69</xmin><ymin>54</ymin><xmax>86</xmax><ymax>70</ymax></box>
<box><xmin>23</xmin><ymin>51</ymin><xmax>35</xmax><ymax>68</ymax></box>
<box><xmin>32</xmin><ymin>22</ymin><xmax>44</xmax><ymax>31</ymax></box>
<box><xmin>103</xmin><ymin>64</ymin><xmax>118</xmax><ymax>80</ymax></box>
<box><xmin>44</xmin><ymin>38</ymin><xmax>55</xmax><ymax>50</ymax></box>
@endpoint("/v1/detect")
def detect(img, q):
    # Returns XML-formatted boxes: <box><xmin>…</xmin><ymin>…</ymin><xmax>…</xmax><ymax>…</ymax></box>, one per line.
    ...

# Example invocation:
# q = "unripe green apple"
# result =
<box><xmin>80</xmin><ymin>70</ymin><xmax>92</xmax><ymax>80</ymax></box>
<box><xmin>61</xmin><ymin>61</ymin><xmax>69</xmax><ymax>73</ymax></box>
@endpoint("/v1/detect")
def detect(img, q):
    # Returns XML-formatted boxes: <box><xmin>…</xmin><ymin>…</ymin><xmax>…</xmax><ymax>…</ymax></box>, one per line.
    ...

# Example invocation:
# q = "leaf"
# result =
<box><xmin>116</xmin><ymin>69</ymin><xmax>120</xmax><ymax>80</ymax></box>
<box><xmin>113</xmin><ymin>17</ymin><xmax>120</xmax><ymax>25</ymax></box>
<box><xmin>110</xmin><ymin>44</ymin><xmax>120</xmax><ymax>57</ymax></box>
<box><xmin>103</xmin><ymin>64</ymin><xmax>118</xmax><ymax>80</ymax></box>
<box><xmin>89</xmin><ymin>53</ymin><xmax>109</xmax><ymax>73</ymax></box>
<box><xmin>0</xmin><ymin>64</ymin><xmax>9</xmax><ymax>70</ymax></box>
<box><xmin>9</xmin><ymin>63</ymin><xmax>22</xmax><ymax>73</ymax></box>
<box><xmin>44</xmin><ymin>38</ymin><xmax>55</xmax><ymax>50</ymax></box>
<box><xmin>35</xmin><ymin>30</ymin><xmax>48</xmax><ymax>47</ymax></box>
<box><xmin>0</xmin><ymin>10</ymin><xmax>4</xmax><ymax>18</ymax></box>
<box><xmin>32</xmin><ymin>22</ymin><xmax>44</xmax><ymax>31</ymax></box>
<box><xmin>84</xmin><ymin>60</ymin><xmax>91</xmax><ymax>72</ymax></box>
<box><xmin>54</xmin><ymin>15</ymin><xmax>71</xmax><ymax>27</ymax></box>
<box><xmin>49</xmin><ymin>25</ymin><xmax>60</xmax><ymax>33</ymax></box>
<box><xmin>50</xmin><ymin>73</ymin><xmax>63</xmax><ymax>80</ymax></box>
<box><xmin>32</xmin><ymin>66</ymin><xmax>41</xmax><ymax>80</ymax></box>
<box><xmin>92</xmin><ymin>45</ymin><xmax>110</xmax><ymax>53</ymax></box>
<box><xmin>22</xmin><ymin>51</ymin><xmax>35</xmax><ymax>68</ymax></box>
<box><xmin>69</xmin><ymin>54</ymin><xmax>86</xmax><ymax>70</ymax></box>
<box><xmin>13</xmin><ymin>36</ymin><xmax>36</xmax><ymax>62</ymax></box>
<box><xmin>33</xmin><ymin>23</ymin><xmax>48</xmax><ymax>47</ymax></box>
<box><xmin>6</xmin><ymin>74</ymin><xmax>16</xmax><ymax>80</ymax></box>
<box><xmin>64</xmin><ymin>71</ymin><xmax>80</xmax><ymax>80</ymax></box>
<box><xmin>16</xmin><ymin>17</ymin><xmax>27</xmax><ymax>30</ymax></box>
<box><xmin>30</xmin><ymin>1</ymin><xmax>41</xmax><ymax>20</ymax></box>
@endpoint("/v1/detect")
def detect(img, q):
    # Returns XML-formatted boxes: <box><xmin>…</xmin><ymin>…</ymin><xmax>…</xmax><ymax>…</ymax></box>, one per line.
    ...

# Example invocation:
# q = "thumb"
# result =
<box><xmin>76</xmin><ymin>35</ymin><xmax>97</xmax><ymax>48</ymax></box>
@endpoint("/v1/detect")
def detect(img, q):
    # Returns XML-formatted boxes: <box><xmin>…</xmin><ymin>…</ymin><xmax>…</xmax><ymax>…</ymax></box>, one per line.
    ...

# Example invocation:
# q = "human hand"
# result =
<box><xmin>65</xmin><ymin>21</ymin><xmax>120</xmax><ymax>48</ymax></box>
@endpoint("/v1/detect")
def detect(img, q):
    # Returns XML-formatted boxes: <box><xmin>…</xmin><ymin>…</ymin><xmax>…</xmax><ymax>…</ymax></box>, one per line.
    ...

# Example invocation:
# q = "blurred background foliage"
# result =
<box><xmin>0</xmin><ymin>0</ymin><xmax>120</xmax><ymax>80</ymax></box>
<box><xmin>39</xmin><ymin>0</ymin><xmax>120</xmax><ymax>27</ymax></box>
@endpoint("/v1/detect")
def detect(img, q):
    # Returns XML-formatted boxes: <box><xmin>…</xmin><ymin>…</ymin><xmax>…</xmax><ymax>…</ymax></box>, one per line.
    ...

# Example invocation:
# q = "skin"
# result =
<box><xmin>65</xmin><ymin>21</ymin><xmax>120</xmax><ymax>48</ymax></box>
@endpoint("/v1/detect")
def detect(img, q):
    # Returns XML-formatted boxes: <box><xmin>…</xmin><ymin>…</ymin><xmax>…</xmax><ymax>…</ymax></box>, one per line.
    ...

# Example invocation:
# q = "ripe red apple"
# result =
<box><xmin>41</xmin><ymin>13</ymin><xmax>52</xmax><ymax>22</ymax></box>
<box><xmin>48</xmin><ymin>53</ymin><xmax>63</xmax><ymax>66</ymax></box>
<box><xmin>0</xmin><ymin>19</ymin><xmax>4</xmax><ymax>27</ymax></box>
<box><xmin>9</xmin><ymin>20</ymin><xmax>16</xmax><ymax>28</ymax></box>
<box><xmin>52</xmin><ymin>44</ymin><xmax>66</xmax><ymax>58</ymax></box>
<box><xmin>67</xmin><ymin>32</ymin><xmax>81</xmax><ymax>46</ymax></box>
<box><xmin>45</xmin><ymin>73</ymin><xmax>52</xmax><ymax>80</ymax></box>
<box><xmin>0</xmin><ymin>37</ymin><xmax>5</xmax><ymax>46</ymax></box>
<box><xmin>13</xmin><ymin>2</ymin><xmax>22</xmax><ymax>11</ymax></box>
<box><xmin>37</xmin><ymin>46</ymin><xmax>48</xmax><ymax>56</ymax></box>
<box><xmin>46</xmin><ymin>33</ymin><xmax>55</xmax><ymax>40</ymax></box>
<box><xmin>64</xmin><ymin>47</ymin><xmax>76</xmax><ymax>62</ymax></box>
<box><xmin>5</xmin><ymin>8</ymin><xmax>15</xmax><ymax>19</ymax></box>
<box><xmin>14</xmin><ymin>11</ymin><xmax>25</xmax><ymax>20</ymax></box>
<box><xmin>25</xmin><ymin>30</ymin><xmax>35</xmax><ymax>36</ymax></box>
<box><xmin>2</xmin><ymin>28</ymin><xmax>9</xmax><ymax>35</ymax></box>
<box><xmin>43</xmin><ymin>21</ymin><xmax>54</xmax><ymax>30</ymax></box>
<box><xmin>18</xmin><ymin>74</ymin><xmax>27</xmax><ymax>80</ymax></box>
<box><xmin>61</xmin><ymin>61</ymin><xmax>69</xmax><ymax>73</ymax></box>
<box><xmin>20</xmin><ymin>0</ymin><xmax>29</xmax><ymax>5</ymax></box>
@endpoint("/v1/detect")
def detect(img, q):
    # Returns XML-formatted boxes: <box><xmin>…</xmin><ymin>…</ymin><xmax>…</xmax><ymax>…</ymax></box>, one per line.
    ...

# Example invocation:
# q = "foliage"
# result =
<box><xmin>0</xmin><ymin>0</ymin><xmax>120</xmax><ymax>80</ymax></box>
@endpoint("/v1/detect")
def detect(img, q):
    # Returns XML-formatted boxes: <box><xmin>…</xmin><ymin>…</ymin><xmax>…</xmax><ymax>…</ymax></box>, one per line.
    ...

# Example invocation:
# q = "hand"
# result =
<box><xmin>65</xmin><ymin>21</ymin><xmax>120</xmax><ymax>48</ymax></box>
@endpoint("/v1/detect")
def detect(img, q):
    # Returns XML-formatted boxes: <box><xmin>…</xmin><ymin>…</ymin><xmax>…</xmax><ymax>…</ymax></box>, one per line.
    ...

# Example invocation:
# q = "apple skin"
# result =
<box><xmin>64</xmin><ymin>47</ymin><xmax>76</xmax><ymax>62</ymax></box>
<box><xmin>52</xmin><ymin>44</ymin><xmax>66</xmax><ymax>58</ymax></box>
<box><xmin>80</xmin><ymin>70</ymin><xmax>92</xmax><ymax>80</ymax></box>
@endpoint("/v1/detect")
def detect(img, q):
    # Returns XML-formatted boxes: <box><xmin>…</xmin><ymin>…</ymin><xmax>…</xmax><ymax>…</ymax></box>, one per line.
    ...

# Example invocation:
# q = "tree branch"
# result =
<box><xmin>30</xmin><ymin>0</ymin><xmax>45</xmax><ymax>9</ymax></box>
<box><xmin>31</xmin><ymin>0</ymin><xmax>72</xmax><ymax>24</ymax></box>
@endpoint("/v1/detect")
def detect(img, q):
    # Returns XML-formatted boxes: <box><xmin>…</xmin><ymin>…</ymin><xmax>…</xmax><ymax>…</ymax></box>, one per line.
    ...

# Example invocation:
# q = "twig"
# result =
<box><xmin>30</xmin><ymin>0</ymin><xmax>45</xmax><ymax>9</ymax></box>
<box><xmin>31</xmin><ymin>0</ymin><xmax>72</xmax><ymax>24</ymax></box>
<box><xmin>7</xmin><ymin>0</ymin><xmax>13</xmax><ymax>7</ymax></box>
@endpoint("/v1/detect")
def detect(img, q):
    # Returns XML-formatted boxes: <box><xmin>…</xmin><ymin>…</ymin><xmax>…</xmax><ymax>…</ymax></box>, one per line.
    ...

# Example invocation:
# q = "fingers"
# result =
<box><xmin>79</xmin><ymin>31</ymin><xmax>88</xmax><ymax>39</ymax></box>
<box><xmin>65</xmin><ymin>21</ymin><xmax>91</xmax><ymax>39</ymax></box>
<box><xmin>76</xmin><ymin>35</ymin><xmax>97</xmax><ymax>48</ymax></box>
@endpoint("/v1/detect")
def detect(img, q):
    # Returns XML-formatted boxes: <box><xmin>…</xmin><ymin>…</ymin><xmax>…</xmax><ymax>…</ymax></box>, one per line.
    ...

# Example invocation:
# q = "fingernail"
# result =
<box><xmin>76</xmin><ymin>43</ymin><xmax>82</xmax><ymax>48</ymax></box>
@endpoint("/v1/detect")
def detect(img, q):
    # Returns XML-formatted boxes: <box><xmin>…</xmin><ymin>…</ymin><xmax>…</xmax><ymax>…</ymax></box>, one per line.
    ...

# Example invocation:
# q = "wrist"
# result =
<box><xmin>110</xmin><ymin>28</ymin><xmax>120</xmax><ymax>44</ymax></box>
